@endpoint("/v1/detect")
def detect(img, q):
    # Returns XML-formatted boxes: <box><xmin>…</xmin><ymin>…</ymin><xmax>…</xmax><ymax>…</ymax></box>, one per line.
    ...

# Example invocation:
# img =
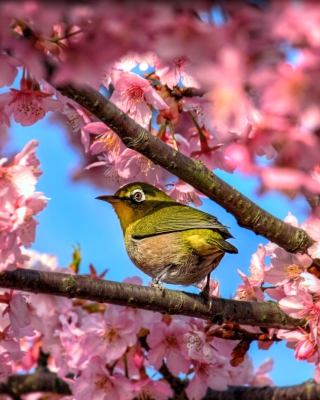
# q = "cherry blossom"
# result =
<box><xmin>147</xmin><ymin>318</ymin><xmax>190</xmax><ymax>376</ymax></box>
<box><xmin>0</xmin><ymin>141</ymin><xmax>46</xmax><ymax>270</ymax></box>
<box><xmin>0</xmin><ymin>75</ymin><xmax>62</xmax><ymax>127</ymax></box>
<box><xmin>73</xmin><ymin>355</ymin><xmax>134</xmax><ymax>400</ymax></box>
<box><xmin>155</xmin><ymin>56</ymin><xmax>199</xmax><ymax>89</ymax></box>
<box><xmin>110</xmin><ymin>70</ymin><xmax>168</xmax><ymax>128</ymax></box>
<box><xmin>82</xmin><ymin>304</ymin><xmax>138</xmax><ymax>364</ymax></box>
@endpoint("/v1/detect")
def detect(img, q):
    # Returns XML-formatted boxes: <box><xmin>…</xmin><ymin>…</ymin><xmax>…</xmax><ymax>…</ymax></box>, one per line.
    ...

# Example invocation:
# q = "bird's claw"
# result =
<box><xmin>151</xmin><ymin>279</ymin><xmax>164</xmax><ymax>291</ymax></box>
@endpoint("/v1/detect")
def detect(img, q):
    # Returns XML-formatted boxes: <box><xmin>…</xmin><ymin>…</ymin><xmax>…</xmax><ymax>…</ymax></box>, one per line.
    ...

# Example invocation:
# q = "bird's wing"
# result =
<box><xmin>132</xmin><ymin>203</ymin><xmax>233</xmax><ymax>239</ymax></box>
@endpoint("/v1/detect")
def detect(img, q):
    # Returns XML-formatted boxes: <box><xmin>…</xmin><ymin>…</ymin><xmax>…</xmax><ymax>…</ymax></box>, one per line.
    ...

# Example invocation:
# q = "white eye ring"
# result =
<box><xmin>131</xmin><ymin>189</ymin><xmax>145</xmax><ymax>202</ymax></box>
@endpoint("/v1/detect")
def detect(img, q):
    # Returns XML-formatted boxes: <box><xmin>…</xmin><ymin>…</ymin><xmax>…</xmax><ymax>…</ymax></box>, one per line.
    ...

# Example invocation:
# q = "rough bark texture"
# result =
<box><xmin>1</xmin><ymin>372</ymin><xmax>319</xmax><ymax>400</ymax></box>
<box><xmin>0</xmin><ymin>268</ymin><xmax>304</xmax><ymax>330</ymax></box>
<box><xmin>57</xmin><ymin>83</ymin><xmax>314</xmax><ymax>255</ymax></box>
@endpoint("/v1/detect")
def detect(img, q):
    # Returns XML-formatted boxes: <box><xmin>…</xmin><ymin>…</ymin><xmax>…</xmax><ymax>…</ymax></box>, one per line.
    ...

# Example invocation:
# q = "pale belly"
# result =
<box><xmin>126</xmin><ymin>232</ymin><xmax>224</xmax><ymax>286</ymax></box>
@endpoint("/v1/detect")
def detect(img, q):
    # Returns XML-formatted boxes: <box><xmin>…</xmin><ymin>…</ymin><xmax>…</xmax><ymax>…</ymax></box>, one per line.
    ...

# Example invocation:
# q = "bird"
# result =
<box><xmin>96</xmin><ymin>182</ymin><xmax>238</xmax><ymax>296</ymax></box>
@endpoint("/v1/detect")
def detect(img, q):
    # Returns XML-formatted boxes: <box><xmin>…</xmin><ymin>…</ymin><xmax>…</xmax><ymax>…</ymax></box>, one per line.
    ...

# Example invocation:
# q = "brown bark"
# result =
<box><xmin>0</xmin><ymin>268</ymin><xmax>304</xmax><ymax>330</ymax></box>
<box><xmin>1</xmin><ymin>370</ymin><xmax>320</xmax><ymax>400</ymax></box>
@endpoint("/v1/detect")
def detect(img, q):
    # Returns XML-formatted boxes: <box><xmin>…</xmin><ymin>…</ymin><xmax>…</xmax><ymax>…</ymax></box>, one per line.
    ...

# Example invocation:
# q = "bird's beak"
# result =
<box><xmin>95</xmin><ymin>195</ymin><xmax>122</xmax><ymax>203</ymax></box>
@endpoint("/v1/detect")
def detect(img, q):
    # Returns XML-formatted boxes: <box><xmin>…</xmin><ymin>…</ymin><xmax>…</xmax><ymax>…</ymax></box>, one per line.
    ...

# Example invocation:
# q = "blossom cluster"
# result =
<box><xmin>235</xmin><ymin>213</ymin><xmax>320</xmax><ymax>382</ymax></box>
<box><xmin>0</xmin><ymin>250</ymin><xmax>273</xmax><ymax>400</ymax></box>
<box><xmin>0</xmin><ymin>140</ymin><xmax>46</xmax><ymax>271</ymax></box>
<box><xmin>0</xmin><ymin>2</ymin><xmax>319</xmax><ymax>204</ymax></box>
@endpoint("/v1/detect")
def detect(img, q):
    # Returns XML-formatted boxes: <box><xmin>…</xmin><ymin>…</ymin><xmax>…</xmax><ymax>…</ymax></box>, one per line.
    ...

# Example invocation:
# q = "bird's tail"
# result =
<box><xmin>216</xmin><ymin>239</ymin><xmax>238</xmax><ymax>254</ymax></box>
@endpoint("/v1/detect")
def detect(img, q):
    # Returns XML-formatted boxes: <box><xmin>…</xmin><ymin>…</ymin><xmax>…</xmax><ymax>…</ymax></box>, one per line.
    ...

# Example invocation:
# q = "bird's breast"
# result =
<box><xmin>125</xmin><ymin>230</ymin><xmax>189</xmax><ymax>278</ymax></box>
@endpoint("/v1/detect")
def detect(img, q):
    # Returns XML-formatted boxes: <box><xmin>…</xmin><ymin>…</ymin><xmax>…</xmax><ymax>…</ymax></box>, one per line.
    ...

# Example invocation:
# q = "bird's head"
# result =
<box><xmin>96</xmin><ymin>182</ymin><xmax>175</xmax><ymax>232</ymax></box>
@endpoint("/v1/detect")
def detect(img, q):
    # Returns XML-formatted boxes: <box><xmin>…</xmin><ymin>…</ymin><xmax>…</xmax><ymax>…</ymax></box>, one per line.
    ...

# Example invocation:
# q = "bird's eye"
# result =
<box><xmin>131</xmin><ymin>189</ymin><xmax>145</xmax><ymax>203</ymax></box>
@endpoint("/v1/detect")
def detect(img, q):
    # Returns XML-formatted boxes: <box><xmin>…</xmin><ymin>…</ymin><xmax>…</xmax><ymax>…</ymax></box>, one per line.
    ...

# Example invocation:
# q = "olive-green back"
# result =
<box><xmin>132</xmin><ymin>203</ymin><xmax>233</xmax><ymax>240</ymax></box>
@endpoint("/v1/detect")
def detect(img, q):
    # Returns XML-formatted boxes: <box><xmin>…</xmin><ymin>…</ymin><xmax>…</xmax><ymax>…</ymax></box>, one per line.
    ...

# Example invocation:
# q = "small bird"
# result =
<box><xmin>96</xmin><ymin>182</ymin><xmax>238</xmax><ymax>295</ymax></box>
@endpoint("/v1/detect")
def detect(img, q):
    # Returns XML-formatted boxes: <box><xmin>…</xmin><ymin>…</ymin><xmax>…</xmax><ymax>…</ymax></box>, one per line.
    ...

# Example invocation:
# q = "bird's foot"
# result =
<box><xmin>151</xmin><ymin>278</ymin><xmax>164</xmax><ymax>291</ymax></box>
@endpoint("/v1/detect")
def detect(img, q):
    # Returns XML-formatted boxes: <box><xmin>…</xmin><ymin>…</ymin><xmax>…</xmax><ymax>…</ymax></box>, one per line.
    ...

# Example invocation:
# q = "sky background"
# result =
<box><xmin>2</xmin><ymin>110</ymin><xmax>315</xmax><ymax>387</ymax></box>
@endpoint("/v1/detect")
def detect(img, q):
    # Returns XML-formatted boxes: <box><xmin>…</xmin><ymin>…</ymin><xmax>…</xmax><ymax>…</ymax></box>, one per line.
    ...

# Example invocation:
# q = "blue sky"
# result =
<box><xmin>3</xmin><ymin>112</ymin><xmax>314</xmax><ymax>386</ymax></box>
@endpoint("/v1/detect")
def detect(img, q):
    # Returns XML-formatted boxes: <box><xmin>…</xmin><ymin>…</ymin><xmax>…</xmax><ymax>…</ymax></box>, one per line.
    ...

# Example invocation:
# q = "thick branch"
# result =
<box><xmin>0</xmin><ymin>371</ymin><xmax>71</xmax><ymax>398</ymax></box>
<box><xmin>1</xmin><ymin>371</ymin><xmax>320</xmax><ymax>400</ymax></box>
<box><xmin>205</xmin><ymin>381</ymin><xmax>320</xmax><ymax>400</ymax></box>
<box><xmin>0</xmin><ymin>268</ymin><xmax>303</xmax><ymax>330</ymax></box>
<box><xmin>57</xmin><ymin>83</ymin><xmax>314</xmax><ymax>254</ymax></box>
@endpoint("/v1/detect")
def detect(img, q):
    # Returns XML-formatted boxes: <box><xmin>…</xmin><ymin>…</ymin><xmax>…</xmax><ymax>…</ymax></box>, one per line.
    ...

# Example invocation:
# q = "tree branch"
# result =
<box><xmin>56</xmin><ymin>83</ymin><xmax>314</xmax><ymax>255</ymax></box>
<box><xmin>0</xmin><ymin>268</ymin><xmax>303</xmax><ymax>330</ymax></box>
<box><xmin>2</xmin><ymin>371</ymin><xmax>320</xmax><ymax>400</ymax></box>
<box><xmin>0</xmin><ymin>371</ymin><xmax>71</xmax><ymax>398</ymax></box>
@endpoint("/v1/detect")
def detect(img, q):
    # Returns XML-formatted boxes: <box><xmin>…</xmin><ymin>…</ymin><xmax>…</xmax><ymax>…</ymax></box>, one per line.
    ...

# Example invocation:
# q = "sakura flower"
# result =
<box><xmin>284</xmin><ymin>212</ymin><xmax>299</xmax><ymax>227</ymax></box>
<box><xmin>279</xmin><ymin>290</ymin><xmax>320</xmax><ymax>338</ymax></box>
<box><xmin>196</xmin><ymin>277</ymin><xmax>220</xmax><ymax>297</ymax></box>
<box><xmin>83</xmin><ymin>121</ymin><xmax>123</xmax><ymax>159</ymax></box>
<box><xmin>186</xmin><ymin>360</ymin><xmax>229</xmax><ymax>400</ymax></box>
<box><xmin>147</xmin><ymin>319</ymin><xmax>190</xmax><ymax>376</ymax></box>
<box><xmin>52</xmin><ymin>312</ymin><xmax>87</xmax><ymax>377</ymax></box>
<box><xmin>248</xmin><ymin>358</ymin><xmax>275</xmax><ymax>387</ymax></box>
<box><xmin>115</xmin><ymin>148</ymin><xmax>166</xmax><ymax>187</ymax></box>
<box><xmin>302</xmin><ymin>217</ymin><xmax>320</xmax><ymax>259</ymax></box>
<box><xmin>133</xmin><ymin>378</ymin><xmax>173</xmax><ymax>400</ymax></box>
<box><xmin>0</xmin><ymin>140</ymin><xmax>45</xmax><ymax>271</ymax></box>
<box><xmin>248</xmin><ymin>244</ymin><xmax>266</xmax><ymax>286</ymax></box>
<box><xmin>73</xmin><ymin>355</ymin><xmax>134</xmax><ymax>400</ymax></box>
<box><xmin>264</xmin><ymin>247</ymin><xmax>312</xmax><ymax>293</ymax></box>
<box><xmin>155</xmin><ymin>56</ymin><xmax>199</xmax><ymax>89</ymax></box>
<box><xmin>0</xmin><ymin>75</ymin><xmax>62</xmax><ymax>126</ymax></box>
<box><xmin>167</xmin><ymin>179</ymin><xmax>204</xmax><ymax>206</ymax></box>
<box><xmin>277</xmin><ymin>329</ymin><xmax>318</xmax><ymax>362</ymax></box>
<box><xmin>110</xmin><ymin>70</ymin><xmax>168</xmax><ymax>128</ymax></box>
<box><xmin>1</xmin><ymin>290</ymin><xmax>34</xmax><ymax>339</ymax></box>
<box><xmin>234</xmin><ymin>269</ymin><xmax>265</xmax><ymax>302</ymax></box>
<box><xmin>184</xmin><ymin>329</ymin><xmax>219</xmax><ymax>363</ymax></box>
<box><xmin>82</xmin><ymin>304</ymin><xmax>138</xmax><ymax>364</ymax></box>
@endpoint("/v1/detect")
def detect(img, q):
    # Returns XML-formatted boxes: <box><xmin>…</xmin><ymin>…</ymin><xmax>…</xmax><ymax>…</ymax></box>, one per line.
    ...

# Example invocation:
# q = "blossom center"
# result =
<box><xmin>95</xmin><ymin>375</ymin><xmax>112</xmax><ymax>391</ymax></box>
<box><xmin>284</xmin><ymin>263</ymin><xmax>303</xmax><ymax>280</ymax></box>
<box><xmin>126</xmin><ymin>85</ymin><xmax>145</xmax><ymax>104</ymax></box>
<box><xmin>103</xmin><ymin>327</ymin><xmax>120</xmax><ymax>343</ymax></box>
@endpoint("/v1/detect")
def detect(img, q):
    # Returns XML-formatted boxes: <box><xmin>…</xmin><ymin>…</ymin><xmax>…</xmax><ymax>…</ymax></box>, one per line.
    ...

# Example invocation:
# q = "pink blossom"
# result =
<box><xmin>186</xmin><ymin>360</ymin><xmax>229</xmax><ymax>400</ymax></box>
<box><xmin>302</xmin><ymin>217</ymin><xmax>320</xmax><ymax>259</ymax></box>
<box><xmin>248</xmin><ymin>244</ymin><xmax>266</xmax><ymax>286</ymax></box>
<box><xmin>114</xmin><ymin>148</ymin><xmax>166</xmax><ymax>187</ymax></box>
<box><xmin>264</xmin><ymin>247</ymin><xmax>312</xmax><ymax>291</ymax></box>
<box><xmin>249</xmin><ymin>358</ymin><xmax>275</xmax><ymax>387</ymax></box>
<box><xmin>0</xmin><ymin>141</ymin><xmax>46</xmax><ymax>270</ymax></box>
<box><xmin>184</xmin><ymin>329</ymin><xmax>220</xmax><ymax>363</ymax></box>
<box><xmin>1</xmin><ymin>290</ymin><xmax>34</xmax><ymax>339</ymax></box>
<box><xmin>279</xmin><ymin>290</ymin><xmax>320</xmax><ymax>337</ymax></box>
<box><xmin>259</xmin><ymin>167</ymin><xmax>320</xmax><ymax>195</ymax></box>
<box><xmin>110</xmin><ymin>71</ymin><xmax>168</xmax><ymax>128</ymax></box>
<box><xmin>73</xmin><ymin>355</ymin><xmax>134</xmax><ymax>400</ymax></box>
<box><xmin>133</xmin><ymin>378</ymin><xmax>173</xmax><ymax>400</ymax></box>
<box><xmin>84</xmin><ymin>122</ymin><xmax>123</xmax><ymax>159</ymax></box>
<box><xmin>284</xmin><ymin>212</ymin><xmax>299</xmax><ymax>227</ymax></box>
<box><xmin>196</xmin><ymin>277</ymin><xmax>220</xmax><ymax>297</ymax></box>
<box><xmin>82</xmin><ymin>304</ymin><xmax>138</xmax><ymax>364</ymax></box>
<box><xmin>147</xmin><ymin>319</ymin><xmax>190</xmax><ymax>376</ymax></box>
<box><xmin>235</xmin><ymin>269</ymin><xmax>265</xmax><ymax>302</ymax></box>
<box><xmin>167</xmin><ymin>179</ymin><xmax>204</xmax><ymax>206</ymax></box>
<box><xmin>278</xmin><ymin>329</ymin><xmax>318</xmax><ymax>361</ymax></box>
<box><xmin>155</xmin><ymin>56</ymin><xmax>199</xmax><ymax>89</ymax></box>
<box><xmin>0</xmin><ymin>76</ymin><xmax>62</xmax><ymax>126</ymax></box>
